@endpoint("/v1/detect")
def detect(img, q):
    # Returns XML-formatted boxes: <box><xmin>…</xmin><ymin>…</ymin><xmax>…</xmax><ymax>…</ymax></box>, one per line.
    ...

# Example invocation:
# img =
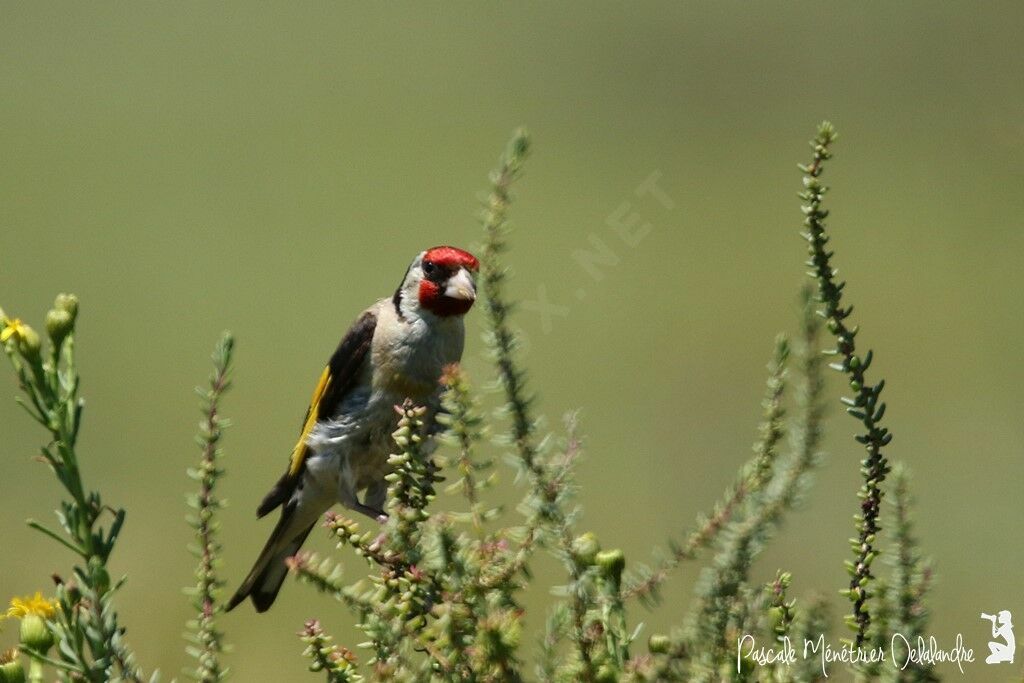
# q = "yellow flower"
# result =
<box><xmin>4</xmin><ymin>592</ymin><xmax>57</xmax><ymax>620</ymax></box>
<box><xmin>0</xmin><ymin>317</ymin><xmax>29</xmax><ymax>344</ymax></box>
<box><xmin>0</xmin><ymin>318</ymin><xmax>41</xmax><ymax>359</ymax></box>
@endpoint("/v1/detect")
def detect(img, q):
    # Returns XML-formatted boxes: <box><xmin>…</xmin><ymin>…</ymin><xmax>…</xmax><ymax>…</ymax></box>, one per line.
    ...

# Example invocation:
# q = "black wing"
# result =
<box><xmin>256</xmin><ymin>309</ymin><xmax>377</xmax><ymax>517</ymax></box>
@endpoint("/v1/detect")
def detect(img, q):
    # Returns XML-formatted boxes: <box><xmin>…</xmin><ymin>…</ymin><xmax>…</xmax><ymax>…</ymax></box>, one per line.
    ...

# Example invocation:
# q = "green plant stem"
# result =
<box><xmin>299</xmin><ymin>620</ymin><xmax>362</xmax><ymax>683</ymax></box>
<box><xmin>799</xmin><ymin>121</ymin><xmax>892</xmax><ymax>646</ymax></box>
<box><xmin>185</xmin><ymin>332</ymin><xmax>233</xmax><ymax>683</ymax></box>
<box><xmin>624</xmin><ymin>336</ymin><xmax>794</xmax><ymax>606</ymax></box>
<box><xmin>479</xmin><ymin>129</ymin><xmax>597</xmax><ymax>680</ymax></box>
<box><xmin>883</xmin><ymin>465</ymin><xmax>936</xmax><ymax>683</ymax></box>
<box><xmin>689</xmin><ymin>337</ymin><xmax>790</xmax><ymax>675</ymax></box>
<box><xmin>27</xmin><ymin>657</ymin><xmax>44</xmax><ymax>683</ymax></box>
<box><xmin>3</xmin><ymin>306</ymin><xmax>142</xmax><ymax>683</ymax></box>
<box><xmin>439</xmin><ymin>365</ymin><xmax>491</xmax><ymax>538</ymax></box>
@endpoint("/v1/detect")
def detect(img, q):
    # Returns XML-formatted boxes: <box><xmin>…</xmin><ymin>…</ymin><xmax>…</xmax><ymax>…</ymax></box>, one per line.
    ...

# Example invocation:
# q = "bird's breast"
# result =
<box><xmin>370</xmin><ymin>312</ymin><xmax>465</xmax><ymax>403</ymax></box>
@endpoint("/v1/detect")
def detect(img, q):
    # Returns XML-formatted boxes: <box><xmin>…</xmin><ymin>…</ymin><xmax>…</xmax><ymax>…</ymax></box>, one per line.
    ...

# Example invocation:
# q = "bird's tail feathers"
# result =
<box><xmin>256</xmin><ymin>471</ymin><xmax>296</xmax><ymax>518</ymax></box>
<box><xmin>226</xmin><ymin>503</ymin><xmax>315</xmax><ymax>612</ymax></box>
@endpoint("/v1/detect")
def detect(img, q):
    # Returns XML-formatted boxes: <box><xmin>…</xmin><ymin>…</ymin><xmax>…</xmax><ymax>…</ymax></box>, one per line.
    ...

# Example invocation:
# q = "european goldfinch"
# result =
<box><xmin>227</xmin><ymin>246</ymin><xmax>479</xmax><ymax>612</ymax></box>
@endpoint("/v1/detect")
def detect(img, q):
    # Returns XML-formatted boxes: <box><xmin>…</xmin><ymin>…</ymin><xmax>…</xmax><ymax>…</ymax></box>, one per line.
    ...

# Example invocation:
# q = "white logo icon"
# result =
<box><xmin>980</xmin><ymin>610</ymin><xmax>1014</xmax><ymax>664</ymax></box>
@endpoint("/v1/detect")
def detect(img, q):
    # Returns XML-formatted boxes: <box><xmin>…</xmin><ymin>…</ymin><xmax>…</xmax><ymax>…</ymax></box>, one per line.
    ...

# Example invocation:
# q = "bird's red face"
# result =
<box><xmin>416</xmin><ymin>246</ymin><xmax>479</xmax><ymax>317</ymax></box>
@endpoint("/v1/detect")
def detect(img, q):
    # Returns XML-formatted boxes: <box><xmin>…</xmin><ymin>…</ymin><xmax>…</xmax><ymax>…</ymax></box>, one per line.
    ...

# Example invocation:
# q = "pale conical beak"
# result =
<box><xmin>445</xmin><ymin>267</ymin><xmax>477</xmax><ymax>301</ymax></box>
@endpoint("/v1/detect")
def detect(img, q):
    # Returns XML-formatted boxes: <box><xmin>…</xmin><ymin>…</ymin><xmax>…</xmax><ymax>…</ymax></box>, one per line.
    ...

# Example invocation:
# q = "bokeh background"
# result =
<box><xmin>2</xmin><ymin>3</ymin><xmax>1022</xmax><ymax>680</ymax></box>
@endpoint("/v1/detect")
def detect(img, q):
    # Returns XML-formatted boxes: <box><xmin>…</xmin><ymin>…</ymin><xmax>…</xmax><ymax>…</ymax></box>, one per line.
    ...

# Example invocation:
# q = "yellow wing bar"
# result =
<box><xmin>288</xmin><ymin>365</ymin><xmax>332</xmax><ymax>477</ymax></box>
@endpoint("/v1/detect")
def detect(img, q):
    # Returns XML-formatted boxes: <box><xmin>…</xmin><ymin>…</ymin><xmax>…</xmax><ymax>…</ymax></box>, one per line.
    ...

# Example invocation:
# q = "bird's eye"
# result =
<box><xmin>422</xmin><ymin>261</ymin><xmax>438</xmax><ymax>276</ymax></box>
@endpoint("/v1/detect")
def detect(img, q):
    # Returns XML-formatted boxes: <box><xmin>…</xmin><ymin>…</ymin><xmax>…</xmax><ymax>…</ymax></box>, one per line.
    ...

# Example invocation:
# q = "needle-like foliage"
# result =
<box><xmin>800</xmin><ymin>122</ymin><xmax>893</xmax><ymax>646</ymax></box>
<box><xmin>184</xmin><ymin>332</ymin><xmax>234</xmax><ymax>682</ymax></box>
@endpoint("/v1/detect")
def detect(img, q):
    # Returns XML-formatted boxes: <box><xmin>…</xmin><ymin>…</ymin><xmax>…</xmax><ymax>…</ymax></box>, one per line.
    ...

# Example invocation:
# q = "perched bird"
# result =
<box><xmin>227</xmin><ymin>246</ymin><xmax>479</xmax><ymax>612</ymax></box>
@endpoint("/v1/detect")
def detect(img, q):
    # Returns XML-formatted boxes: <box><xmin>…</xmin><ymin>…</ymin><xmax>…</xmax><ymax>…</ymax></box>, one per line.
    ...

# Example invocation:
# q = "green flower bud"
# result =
<box><xmin>595</xmin><ymin>549</ymin><xmax>626</xmax><ymax>583</ymax></box>
<box><xmin>595</xmin><ymin>663</ymin><xmax>618</xmax><ymax>683</ymax></box>
<box><xmin>45</xmin><ymin>309</ymin><xmax>73</xmax><ymax>346</ymax></box>
<box><xmin>19</xmin><ymin>614</ymin><xmax>53</xmax><ymax>653</ymax></box>
<box><xmin>570</xmin><ymin>532</ymin><xmax>600</xmax><ymax>566</ymax></box>
<box><xmin>54</xmin><ymin>293</ymin><xmax>79</xmax><ymax>322</ymax></box>
<box><xmin>91</xmin><ymin>565</ymin><xmax>110</xmax><ymax>594</ymax></box>
<box><xmin>648</xmin><ymin>634</ymin><xmax>671</xmax><ymax>654</ymax></box>
<box><xmin>16</xmin><ymin>325</ymin><xmax>41</xmax><ymax>360</ymax></box>
<box><xmin>0</xmin><ymin>649</ymin><xmax>25</xmax><ymax>683</ymax></box>
<box><xmin>767</xmin><ymin>605</ymin><xmax>785</xmax><ymax>630</ymax></box>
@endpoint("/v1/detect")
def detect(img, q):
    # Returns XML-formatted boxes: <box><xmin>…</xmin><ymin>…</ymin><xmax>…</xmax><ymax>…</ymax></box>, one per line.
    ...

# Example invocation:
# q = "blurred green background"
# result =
<box><xmin>2</xmin><ymin>3</ymin><xmax>1022</xmax><ymax>680</ymax></box>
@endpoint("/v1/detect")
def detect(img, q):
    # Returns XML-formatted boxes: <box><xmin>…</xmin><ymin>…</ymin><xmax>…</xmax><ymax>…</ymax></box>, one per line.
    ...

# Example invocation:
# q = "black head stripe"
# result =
<box><xmin>392</xmin><ymin>261</ymin><xmax>413</xmax><ymax>318</ymax></box>
<box><xmin>392</xmin><ymin>287</ymin><xmax>403</xmax><ymax>318</ymax></box>
<box><xmin>424</xmin><ymin>263</ymin><xmax>451</xmax><ymax>283</ymax></box>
